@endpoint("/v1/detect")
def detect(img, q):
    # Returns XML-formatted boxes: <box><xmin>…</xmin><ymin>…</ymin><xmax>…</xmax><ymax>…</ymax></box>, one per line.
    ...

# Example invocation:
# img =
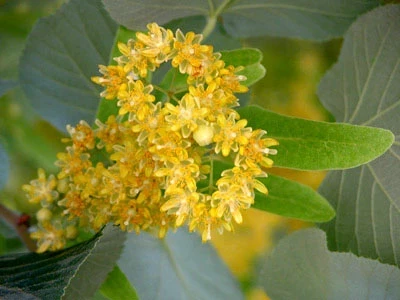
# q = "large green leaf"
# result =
<box><xmin>212</xmin><ymin>160</ymin><xmax>334</xmax><ymax>222</ymax></box>
<box><xmin>102</xmin><ymin>0</ymin><xmax>379</xmax><ymax>40</ymax></box>
<box><xmin>0</xmin><ymin>225</ymin><xmax>125</xmax><ymax>299</ymax></box>
<box><xmin>19</xmin><ymin>0</ymin><xmax>118</xmax><ymax>132</ymax></box>
<box><xmin>238</xmin><ymin>105</ymin><xmax>394</xmax><ymax>170</ymax></box>
<box><xmin>259</xmin><ymin>228</ymin><xmax>400</xmax><ymax>299</ymax></box>
<box><xmin>317</xmin><ymin>5</ymin><xmax>400</xmax><ymax>266</ymax></box>
<box><xmin>118</xmin><ymin>229</ymin><xmax>243</xmax><ymax>300</ymax></box>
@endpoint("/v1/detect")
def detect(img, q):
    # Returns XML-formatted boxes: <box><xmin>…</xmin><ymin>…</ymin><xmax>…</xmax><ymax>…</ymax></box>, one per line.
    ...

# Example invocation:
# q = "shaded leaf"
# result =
<box><xmin>222</xmin><ymin>0</ymin><xmax>379</xmax><ymax>40</ymax></box>
<box><xmin>19</xmin><ymin>0</ymin><xmax>118</xmax><ymax>132</ymax></box>
<box><xmin>0</xmin><ymin>225</ymin><xmax>125</xmax><ymax>300</ymax></box>
<box><xmin>259</xmin><ymin>228</ymin><xmax>400</xmax><ymax>299</ymax></box>
<box><xmin>102</xmin><ymin>0</ymin><xmax>211</xmax><ymax>31</ymax></box>
<box><xmin>118</xmin><ymin>229</ymin><xmax>243</xmax><ymax>300</ymax></box>
<box><xmin>317</xmin><ymin>5</ymin><xmax>400</xmax><ymax>266</ymax></box>
<box><xmin>0</xmin><ymin>79</ymin><xmax>17</xmax><ymax>98</ymax></box>
<box><xmin>238</xmin><ymin>105</ymin><xmax>394</xmax><ymax>170</ymax></box>
<box><xmin>102</xmin><ymin>0</ymin><xmax>379</xmax><ymax>40</ymax></box>
<box><xmin>99</xmin><ymin>266</ymin><xmax>139</xmax><ymax>300</ymax></box>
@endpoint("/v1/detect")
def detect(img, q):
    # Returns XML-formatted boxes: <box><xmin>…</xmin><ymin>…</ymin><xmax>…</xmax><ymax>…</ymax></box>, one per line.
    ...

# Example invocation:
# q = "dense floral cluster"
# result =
<box><xmin>23</xmin><ymin>23</ymin><xmax>278</xmax><ymax>252</ymax></box>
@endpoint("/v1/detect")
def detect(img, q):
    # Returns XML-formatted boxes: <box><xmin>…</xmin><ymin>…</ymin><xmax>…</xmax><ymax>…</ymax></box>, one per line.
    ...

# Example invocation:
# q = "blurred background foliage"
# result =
<box><xmin>0</xmin><ymin>1</ymin><xmax>343</xmax><ymax>299</ymax></box>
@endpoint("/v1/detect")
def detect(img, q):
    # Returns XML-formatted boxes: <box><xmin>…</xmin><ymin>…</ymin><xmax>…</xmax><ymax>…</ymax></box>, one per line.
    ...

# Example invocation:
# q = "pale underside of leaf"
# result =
<box><xmin>317</xmin><ymin>4</ymin><xmax>400</xmax><ymax>267</ymax></box>
<box><xmin>259</xmin><ymin>228</ymin><xmax>400</xmax><ymax>299</ymax></box>
<box><xmin>118</xmin><ymin>229</ymin><xmax>243</xmax><ymax>300</ymax></box>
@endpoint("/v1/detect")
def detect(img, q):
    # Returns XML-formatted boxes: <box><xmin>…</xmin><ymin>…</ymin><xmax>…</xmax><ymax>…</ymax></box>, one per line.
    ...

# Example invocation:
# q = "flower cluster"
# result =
<box><xmin>23</xmin><ymin>23</ymin><xmax>278</xmax><ymax>252</ymax></box>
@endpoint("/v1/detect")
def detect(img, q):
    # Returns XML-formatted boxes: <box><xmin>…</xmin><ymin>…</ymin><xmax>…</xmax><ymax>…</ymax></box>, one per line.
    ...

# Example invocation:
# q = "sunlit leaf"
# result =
<box><xmin>118</xmin><ymin>229</ymin><xmax>243</xmax><ymax>300</ymax></box>
<box><xmin>317</xmin><ymin>5</ymin><xmax>400</xmax><ymax>266</ymax></box>
<box><xmin>259</xmin><ymin>228</ymin><xmax>400</xmax><ymax>299</ymax></box>
<box><xmin>99</xmin><ymin>266</ymin><xmax>139</xmax><ymax>300</ymax></box>
<box><xmin>19</xmin><ymin>0</ymin><xmax>118</xmax><ymax>132</ymax></box>
<box><xmin>102</xmin><ymin>0</ymin><xmax>379</xmax><ymax>40</ymax></box>
<box><xmin>0</xmin><ymin>225</ymin><xmax>125</xmax><ymax>300</ymax></box>
<box><xmin>211</xmin><ymin>160</ymin><xmax>334</xmax><ymax>222</ymax></box>
<box><xmin>238</xmin><ymin>106</ymin><xmax>394</xmax><ymax>170</ymax></box>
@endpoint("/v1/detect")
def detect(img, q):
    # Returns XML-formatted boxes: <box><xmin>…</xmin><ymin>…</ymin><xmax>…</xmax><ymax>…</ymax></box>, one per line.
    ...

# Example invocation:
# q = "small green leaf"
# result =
<box><xmin>118</xmin><ymin>229</ymin><xmax>243</xmax><ymax>300</ymax></box>
<box><xmin>238</xmin><ymin>106</ymin><xmax>394</xmax><ymax>170</ymax></box>
<box><xmin>255</xmin><ymin>174</ymin><xmax>335</xmax><ymax>222</ymax></box>
<box><xmin>19</xmin><ymin>0</ymin><xmax>118</xmax><ymax>131</ymax></box>
<box><xmin>0</xmin><ymin>225</ymin><xmax>125</xmax><ymax>300</ymax></box>
<box><xmin>99</xmin><ymin>266</ymin><xmax>139</xmax><ymax>300</ymax></box>
<box><xmin>317</xmin><ymin>5</ymin><xmax>400</xmax><ymax>266</ymax></box>
<box><xmin>221</xmin><ymin>48</ymin><xmax>266</xmax><ymax>86</ymax></box>
<box><xmin>259</xmin><ymin>228</ymin><xmax>400</xmax><ymax>299</ymax></box>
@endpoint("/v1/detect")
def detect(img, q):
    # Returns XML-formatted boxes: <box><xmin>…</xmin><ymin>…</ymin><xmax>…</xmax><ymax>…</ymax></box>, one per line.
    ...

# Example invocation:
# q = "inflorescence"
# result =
<box><xmin>23</xmin><ymin>23</ymin><xmax>278</xmax><ymax>253</ymax></box>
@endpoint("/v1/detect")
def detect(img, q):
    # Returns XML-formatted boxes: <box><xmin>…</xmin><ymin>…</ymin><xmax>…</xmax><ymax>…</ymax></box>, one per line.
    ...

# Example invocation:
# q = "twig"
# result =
<box><xmin>0</xmin><ymin>203</ymin><xmax>37</xmax><ymax>252</ymax></box>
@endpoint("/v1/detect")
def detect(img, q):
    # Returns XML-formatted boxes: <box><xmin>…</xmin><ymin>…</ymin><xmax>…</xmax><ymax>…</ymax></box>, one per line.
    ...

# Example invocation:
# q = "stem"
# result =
<box><xmin>0</xmin><ymin>203</ymin><xmax>37</xmax><ymax>252</ymax></box>
<box><xmin>202</xmin><ymin>0</ymin><xmax>232</xmax><ymax>40</ymax></box>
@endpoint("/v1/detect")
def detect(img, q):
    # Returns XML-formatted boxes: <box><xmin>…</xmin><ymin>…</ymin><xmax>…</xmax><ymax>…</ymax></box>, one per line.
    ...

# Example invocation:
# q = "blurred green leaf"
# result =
<box><xmin>99</xmin><ymin>266</ymin><xmax>139</xmax><ymax>300</ymax></box>
<box><xmin>238</xmin><ymin>106</ymin><xmax>394</xmax><ymax>170</ymax></box>
<box><xmin>19</xmin><ymin>0</ymin><xmax>118</xmax><ymax>132</ymax></box>
<box><xmin>259</xmin><ymin>228</ymin><xmax>400</xmax><ymax>299</ymax></box>
<box><xmin>118</xmin><ymin>229</ymin><xmax>243</xmax><ymax>300</ymax></box>
<box><xmin>0</xmin><ymin>143</ymin><xmax>9</xmax><ymax>189</ymax></box>
<box><xmin>0</xmin><ymin>79</ymin><xmax>17</xmax><ymax>97</ymax></box>
<box><xmin>0</xmin><ymin>225</ymin><xmax>125</xmax><ymax>300</ymax></box>
<box><xmin>317</xmin><ymin>5</ymin><xmax>400</xmax><ymax>266</ymax></box>
<box><xmin>102</xmin><ymin>0</ymin><xmax>379</xmax><ymax>40</ymax></box>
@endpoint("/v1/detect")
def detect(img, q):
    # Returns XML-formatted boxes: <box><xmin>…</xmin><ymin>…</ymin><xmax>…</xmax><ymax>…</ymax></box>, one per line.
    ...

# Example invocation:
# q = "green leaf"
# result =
<box><xmin>0</xmin><ymin>79</ymin><xmax>17</xmax><ymax>98</ymax></box>
<box><xmin>0</xmin><ymin>225</ymin><xmax>125</xmax><ymax>300</ymax></box>
<box><xmin>118</xmin><ymin>229</ymin><xmax>243</xmax><ymax>300</ymax></box>
<box><xmin>212</xmin><ymin>160</ymin><xmax>334</xmax><ymax>222</ymax></box>
<box><xmin>259</xmin><ymin>228</ymin><xmax>400</xmax><ymax>299</ymax></box>
<box><xmin>102</xmin><ymin>0</ymin><xmax>379</xmax><ymax>40</ymax></box>
<box><xmin>0</xmin><ymin>142</ymin><xmax>9</xmax><ymax>189</ymax></box>
<box><xmin>222</xmin><ymin>0</ymin><xmax>380</xmax><ymax>40</ymax></box>
<box><xmin>220</xmin><ymin>48</ymin><xmax>266</xmax><ymax>86</ymax></box>
<box><xmin>19</xmin><ymin>0</ymin><xmax>118</xmax><ymax>132</ymax></box>
<box><xmin>102</xmin><ymin>0</ymin><xmax>210</xmax><ymax>31</ymax></box>
<box><xmin>238</xmin><ymin>105</ymin><xmax>394</xmax><ymax>170</ymax></box>
<box><xmin>255</xmin><ymin>174</ymin><xmax>335</xmax><ymax>222</ymax></box>
<box><xmin>99</xmin><ymin>266</ymin><xmax>139</xmax><ymax>300</ymax></box>
<box><xmin>317</xmin><ymin>5</ymin><xmax>400</xmax><ymax>266</ymax></box>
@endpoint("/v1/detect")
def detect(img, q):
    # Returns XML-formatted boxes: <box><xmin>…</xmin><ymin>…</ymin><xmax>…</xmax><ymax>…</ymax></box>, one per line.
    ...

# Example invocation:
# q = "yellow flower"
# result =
<box><xmin>212</xmin><ymin>113</ymin><xmax>251</xmax><ymax>156</ymax></box>
<box><xmin>136</xmin><ymin>22</ymin><xmax>175</xmax><ymax>63</ymax></box>
<box><xmin>22</xmin><ymin>168</ymin><xmax>58</xmax><ymax>205</ymax></box>
<box><xmin>91</xmin><ymin>65</ymin><xmax>127</xmax><ymax>100</ymax></box>
<box><xmin>95</xmin><ymin>115</ymin><xmax>124</xmax><ymax>152</ymax></box>
<box><xmin>55</xmin><ymin>147</ymin><xmax>92</xmax><ymax>179</ymax></box>
<box><xmin>237</xmin><ymin>129</ymin><xmax>278</xmax><ymax>169</ymax></box>
<box><xmin>30</xmin><ymin>220</ymin><xmax>67</xmax><ymax>253</ymax></box>
<box><xmin>164</xmin><ymin>93</ymin><xmax>208</xmax><ymax>138</ymax></box>
<box><xmin>117</xmin><ymin>80</ymin><xmax>155</xmax><ymax>121</ymax></box>
<box><xmin>64</xmin><ymin>120</ymin><xmax>95</xmax><ymax>152</ymax></box>
<box><xmin>172</xmin><ymin>29</ymin><xmax>213</xmax><ymax>77</ymax></box>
